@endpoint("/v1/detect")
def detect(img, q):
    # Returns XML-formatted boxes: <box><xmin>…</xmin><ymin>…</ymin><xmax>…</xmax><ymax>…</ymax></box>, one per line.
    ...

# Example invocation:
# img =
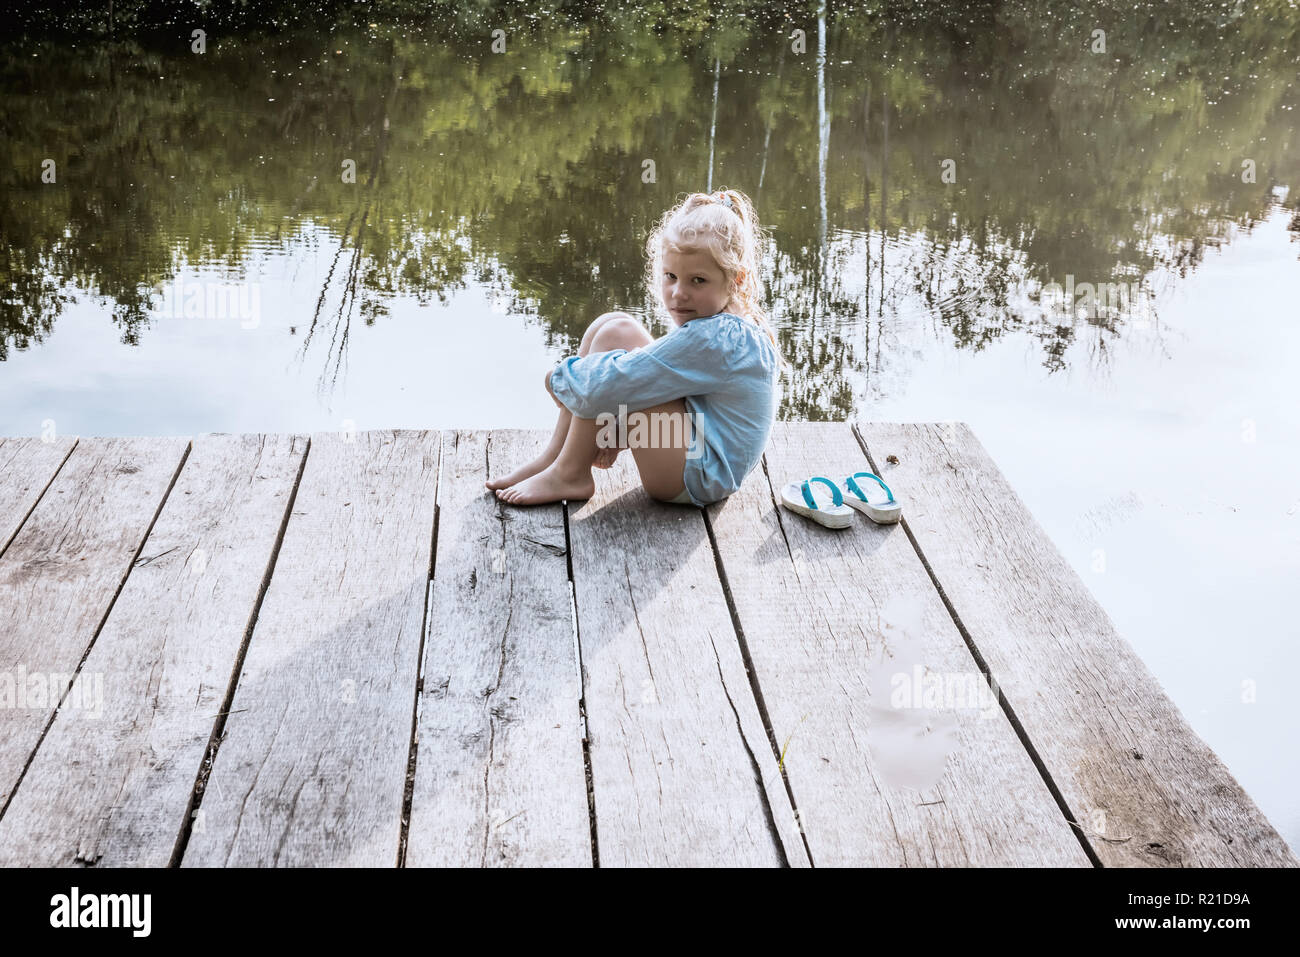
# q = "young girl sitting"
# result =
<box><xmin>486</xmin><ymin>188</ymin><xmax>787</xmax><ymax>507</ymax></box>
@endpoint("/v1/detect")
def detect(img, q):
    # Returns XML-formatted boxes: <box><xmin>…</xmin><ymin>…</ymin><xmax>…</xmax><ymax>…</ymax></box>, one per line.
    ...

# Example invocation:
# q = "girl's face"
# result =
<box><xmin>661</xmin><ymin>247</ymin><xmax>732</xmax><ymax>326</ymax></box>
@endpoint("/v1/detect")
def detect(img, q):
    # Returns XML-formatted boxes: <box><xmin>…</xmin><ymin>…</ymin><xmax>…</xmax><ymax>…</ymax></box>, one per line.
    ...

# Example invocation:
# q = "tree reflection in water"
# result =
<box><xmin>1</xmin><ymin>0</ymin><xmax>1297</xmax><ymax>419</ymax></box>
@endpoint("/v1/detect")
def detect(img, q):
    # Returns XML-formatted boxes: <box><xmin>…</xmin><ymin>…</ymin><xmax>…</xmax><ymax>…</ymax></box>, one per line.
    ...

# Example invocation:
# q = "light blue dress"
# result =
<box><xmin>548</xmin><ymin>312</ymin><xmax>780</xmax><ymax>506</ymax></box>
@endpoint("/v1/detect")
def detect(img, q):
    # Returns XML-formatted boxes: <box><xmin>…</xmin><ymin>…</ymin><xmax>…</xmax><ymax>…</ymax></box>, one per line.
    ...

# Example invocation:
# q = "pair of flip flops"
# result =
<box><xmin>780</xmin><ymin>472</ymin><xmax>901</xmax><ymax>529</ymax></box>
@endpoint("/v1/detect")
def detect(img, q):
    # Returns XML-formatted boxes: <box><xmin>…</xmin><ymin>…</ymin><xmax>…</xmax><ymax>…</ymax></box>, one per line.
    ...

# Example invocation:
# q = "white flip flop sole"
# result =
<box><xmin>844</xmin><ymin>496</ymin><xmax>902</xmax><ymax>524</ymax></box>
<box><xmin>842</xmin><ymin>480</ymin><xmax>903</xmax><ymax>524</ymax></box>
<box><xmin>779</xmin><ymin>482</ymin><xmax>855</xmax><ymax>529</ymax></box>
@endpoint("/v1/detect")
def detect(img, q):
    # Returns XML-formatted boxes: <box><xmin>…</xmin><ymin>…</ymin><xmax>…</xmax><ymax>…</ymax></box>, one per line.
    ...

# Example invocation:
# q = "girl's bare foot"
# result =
<box><xmin>494</xmin><ymin>464</ymin><xmax>595</xmax><ymax>505</ymax></box>
<box><xmin>485</xmin><ymin>452</ymin><xmax>558</xmax><ymax>490</ymax></box>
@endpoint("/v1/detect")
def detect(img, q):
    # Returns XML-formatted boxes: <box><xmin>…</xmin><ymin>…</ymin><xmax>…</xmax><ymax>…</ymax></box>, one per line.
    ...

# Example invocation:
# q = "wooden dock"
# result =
<box><xmin>0</xmin><ymin>423</ymin><xmax>1293</xmax><ymax>867</ymax></box>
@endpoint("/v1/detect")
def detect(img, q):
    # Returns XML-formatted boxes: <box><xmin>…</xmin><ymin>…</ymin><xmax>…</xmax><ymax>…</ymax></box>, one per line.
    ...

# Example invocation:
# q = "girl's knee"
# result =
<box><xmin>584</xmin><ymin>311</ymin><xmax>632</xmax><ymax>338</ymax></box>
<box><xmin>580</xmin><ymin>311</ymin><xmax>638</xmax><ymax>356</ymax></box>
<box><xmin>590</xmin><ymin>315</ymin><xmax>651</xmax><ymax>350</ymax></box>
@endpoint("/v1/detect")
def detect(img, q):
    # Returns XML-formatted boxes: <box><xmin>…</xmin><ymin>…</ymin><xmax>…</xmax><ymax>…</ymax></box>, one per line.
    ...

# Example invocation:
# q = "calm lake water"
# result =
<box><xmin>2</xmin><ymin>1</ymin><xmax>1298</xmax><ymax>853</ymax></box>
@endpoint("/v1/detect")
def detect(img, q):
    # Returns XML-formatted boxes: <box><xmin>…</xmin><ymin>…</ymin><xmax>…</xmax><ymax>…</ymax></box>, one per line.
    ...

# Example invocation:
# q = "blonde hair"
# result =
<box><xmin>644</xmin><ymin>188</ymin><xmax>791</xmax><ymax>374</ymax></box>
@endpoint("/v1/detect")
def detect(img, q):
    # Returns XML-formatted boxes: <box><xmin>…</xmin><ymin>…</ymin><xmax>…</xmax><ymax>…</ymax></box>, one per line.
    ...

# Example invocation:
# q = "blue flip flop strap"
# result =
<box><xmin>801</xmin><ymin>476</ymin><xmax>843</xmax><ymax>510</ymax></box>
<box><xmin>847</xmin><ymin>471</ymin><xmax>895</xmax><ymax>504</ymax></box>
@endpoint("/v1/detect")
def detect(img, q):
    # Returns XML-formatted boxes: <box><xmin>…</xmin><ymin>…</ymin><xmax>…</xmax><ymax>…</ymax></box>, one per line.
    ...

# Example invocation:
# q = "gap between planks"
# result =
<box><xmin>0</xmin><ymin>440</ymin><xmax>193</xmax><ymax>825</ymax></box>
<box><xmin>169</xmin><ymin>436</ymin><xmax>313</xmax><ymax>867</ymax></box>
<box><xmin>851</xmin><ymin>420</ymin><xmax>1103</xmax><ymax>867</ymax></box>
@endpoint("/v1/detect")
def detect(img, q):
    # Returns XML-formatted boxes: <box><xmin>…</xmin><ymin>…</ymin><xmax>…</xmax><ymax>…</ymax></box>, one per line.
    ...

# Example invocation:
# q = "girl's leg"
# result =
<box><xmin>623</xmin><ymin>399</ymin><xmax>692</xmax><ymax>501</ymax></box>
<box><xmin>495</xmin><ymin>319</ymin><xmax>691</xmax><ymax>505</ymax></box>
<box><xmin>485</xmin><ymin>311</ymin><xmax>634</xmax><ymax>490</ymax></box>
<box><xmin>494</xmin><ymin>410</ymin><xmax>603</xmax><ymax>504</ymax></box>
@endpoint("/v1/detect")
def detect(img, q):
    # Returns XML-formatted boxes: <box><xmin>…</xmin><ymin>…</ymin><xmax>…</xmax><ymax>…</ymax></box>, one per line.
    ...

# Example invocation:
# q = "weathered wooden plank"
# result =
<box><xmin>706</xmin><ymin>421</ymin><xmax>1090</xmax><ymax>866</ymax></box>
<box><xmin>0</xmin><ymin>436</ymin><xmax>78</xmax><ymax>556</ymax></box>
<box><xmin>180</xmin><ymin>430</ymin><xmax>439</xmax><ymax>867</ymax></box>
<box><xmin>855</xmin><ymin>420</ymin><xmax>1298</xmax><ymax>867</ymax></box>
<box><xmin>0</xmin><ymin>433</ymin><xmax>307</xmax><ymax>867</ymax></box>
<box><xmin>0</xmin><ymin>436</ymin><xmax>190</xmax><ymax>810</ymax></box>
<box><xmin>406</xmin><ymin>429</ymin><xmax>591</xmax><ymax>867</ymax></box>
<box><xmin>567</xmin><ymin>450</ymin><xmax>809</xmax><ymax>866</ymax></box>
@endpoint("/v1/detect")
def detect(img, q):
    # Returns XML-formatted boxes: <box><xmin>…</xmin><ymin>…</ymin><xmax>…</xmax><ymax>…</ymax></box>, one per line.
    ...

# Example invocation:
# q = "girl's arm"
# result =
<box><xmin>548</xmin><ymin>320</ymin><xmax>737</xmax><ymax>419</ymax></box>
